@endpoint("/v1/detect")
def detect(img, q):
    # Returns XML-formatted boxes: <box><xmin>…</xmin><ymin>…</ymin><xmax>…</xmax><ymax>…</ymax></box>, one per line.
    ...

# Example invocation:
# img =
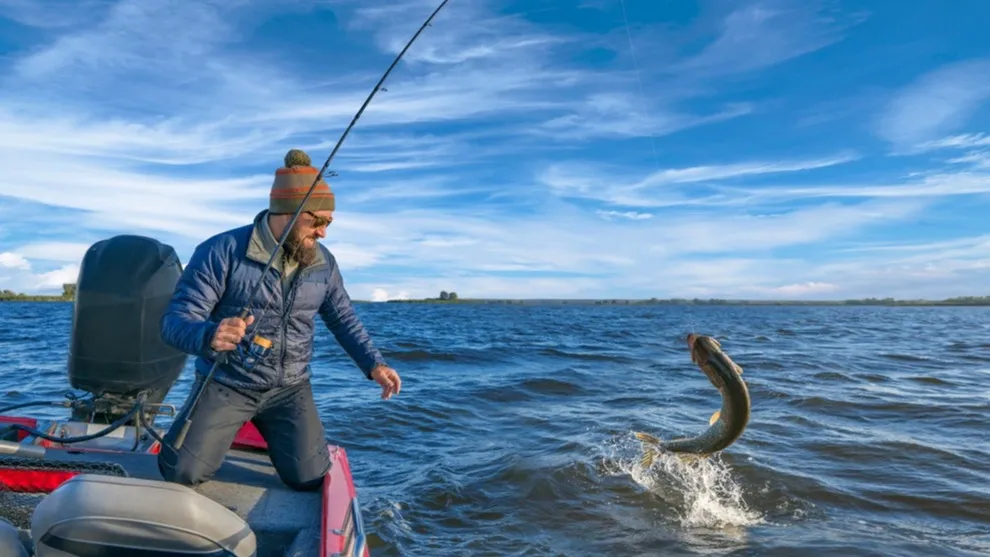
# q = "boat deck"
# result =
<box><xmin>2</xmin><ymin>447</ymin><xmax>323</xmax><ymax>557</ymax></box>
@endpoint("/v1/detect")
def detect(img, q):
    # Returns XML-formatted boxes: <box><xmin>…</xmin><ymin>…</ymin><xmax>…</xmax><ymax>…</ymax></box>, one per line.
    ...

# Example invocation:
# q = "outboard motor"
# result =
<box><xmin>67</xmin><ymin>235</ymin><xmax>187</xmax><ymax>423</ymax></box>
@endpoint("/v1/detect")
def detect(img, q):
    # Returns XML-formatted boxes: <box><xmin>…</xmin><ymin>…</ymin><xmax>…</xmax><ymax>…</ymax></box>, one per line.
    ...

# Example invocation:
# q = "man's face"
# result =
<box><xmin>285</xmin><ymin>210</ymin><xmax>332</xmax><ymax>266</ymax></box>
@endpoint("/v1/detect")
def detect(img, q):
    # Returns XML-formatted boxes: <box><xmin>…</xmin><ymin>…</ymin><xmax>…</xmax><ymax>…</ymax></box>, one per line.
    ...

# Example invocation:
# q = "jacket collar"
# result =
<box><xmin>246</xmin><ymin>210</ymin><xmax>327</xmax><ymax>270</ymax></box>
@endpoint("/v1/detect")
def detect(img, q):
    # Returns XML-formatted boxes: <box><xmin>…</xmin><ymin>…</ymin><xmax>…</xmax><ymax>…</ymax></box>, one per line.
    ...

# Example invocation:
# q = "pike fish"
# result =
<box><xmin>634</xmin><ymin>333</ymin><xmax>750</xmax><ymax>467</ymax></box>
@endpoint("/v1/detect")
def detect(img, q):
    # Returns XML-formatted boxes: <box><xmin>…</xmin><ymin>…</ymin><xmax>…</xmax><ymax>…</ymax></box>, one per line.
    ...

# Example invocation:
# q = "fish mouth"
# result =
<box><xmin>634</xmin><ymin>334</ymin><xmax>751</xmax><ymax>464</ymax></box>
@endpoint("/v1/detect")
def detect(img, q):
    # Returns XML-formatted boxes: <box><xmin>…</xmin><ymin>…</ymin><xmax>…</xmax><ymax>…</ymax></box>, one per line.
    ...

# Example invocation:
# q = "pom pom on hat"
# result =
<box><xmin>284</xmin><ymin>148</ymin><xmax>312</xmax><ymax>168</ymax></box>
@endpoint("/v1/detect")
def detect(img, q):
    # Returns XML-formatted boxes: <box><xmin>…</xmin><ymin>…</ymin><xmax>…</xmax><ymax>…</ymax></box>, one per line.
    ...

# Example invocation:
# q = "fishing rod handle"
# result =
<box><xmin>173</xmin><ymin>420</ymin><xmax>193</xmax><ymax>451</ymax></box>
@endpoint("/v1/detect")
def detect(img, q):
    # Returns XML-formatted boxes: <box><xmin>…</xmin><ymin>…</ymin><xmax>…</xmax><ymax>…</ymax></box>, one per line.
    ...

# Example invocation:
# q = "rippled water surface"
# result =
<box><xmin>1</xmin><ymin>302</ymin><xmax>989</xmax><ymax>556</ymax></box>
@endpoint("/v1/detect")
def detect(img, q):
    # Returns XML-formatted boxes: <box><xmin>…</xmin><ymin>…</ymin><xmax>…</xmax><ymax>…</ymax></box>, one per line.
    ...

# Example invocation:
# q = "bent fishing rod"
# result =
<box><xmin>172</xmin><ymin>0</ymin><xmax>453</xmax><ymax>451</ymax></box>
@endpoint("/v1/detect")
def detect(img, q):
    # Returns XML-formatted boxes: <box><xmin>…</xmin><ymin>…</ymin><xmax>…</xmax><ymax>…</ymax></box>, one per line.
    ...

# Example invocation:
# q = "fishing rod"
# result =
<box><xmin>172</xmin><ymin>0</ymin><xmax>453</xmax><ymax>451</ymax></box>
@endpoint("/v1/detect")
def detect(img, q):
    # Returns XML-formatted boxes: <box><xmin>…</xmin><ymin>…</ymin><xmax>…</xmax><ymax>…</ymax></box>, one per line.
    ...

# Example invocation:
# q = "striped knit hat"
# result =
<box><xmin>269</xmin><ymin>149</ymin><xmax>335</xmax><ymax>214</ymax></box>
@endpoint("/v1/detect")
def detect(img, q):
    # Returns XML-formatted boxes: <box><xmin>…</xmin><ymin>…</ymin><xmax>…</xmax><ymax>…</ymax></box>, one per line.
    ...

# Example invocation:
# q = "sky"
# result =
<box><xmin>1</xmin><ymin>0</ymin><xmax>989</xmax><ymax>301</ymax></box>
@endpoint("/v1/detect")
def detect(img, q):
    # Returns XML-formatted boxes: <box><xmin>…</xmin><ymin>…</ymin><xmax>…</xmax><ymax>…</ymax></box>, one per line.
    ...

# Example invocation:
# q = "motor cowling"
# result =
<box><xmin>67</xmin><ymin>235</ymin><xmax>187</xmax><ymax>404</ymax></box>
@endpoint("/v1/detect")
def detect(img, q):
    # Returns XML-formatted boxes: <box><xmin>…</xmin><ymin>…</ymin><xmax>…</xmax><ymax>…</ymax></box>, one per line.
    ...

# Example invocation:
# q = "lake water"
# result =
<box><xmin>1</xmin><ymin>301</ymin><xmax>988</xmax><ymax>556</ymax></box>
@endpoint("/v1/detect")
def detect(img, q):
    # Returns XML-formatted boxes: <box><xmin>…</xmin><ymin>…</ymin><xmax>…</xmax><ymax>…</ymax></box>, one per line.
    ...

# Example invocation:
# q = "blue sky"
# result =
<box><xmin>1</xmin><ymin>0</ymin><xmax>989</xmax><ymax>301</ymax></box>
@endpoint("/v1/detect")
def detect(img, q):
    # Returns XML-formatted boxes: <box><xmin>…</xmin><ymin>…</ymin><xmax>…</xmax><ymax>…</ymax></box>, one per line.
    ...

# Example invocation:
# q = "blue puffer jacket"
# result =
<box><xmin>160</xmin><ymin>210</ymin><xmax>387</xmax><ymax>391</ymax></box>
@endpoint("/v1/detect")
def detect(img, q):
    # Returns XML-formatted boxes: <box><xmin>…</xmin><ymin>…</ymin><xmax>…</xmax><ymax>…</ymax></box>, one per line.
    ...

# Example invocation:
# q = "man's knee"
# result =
<box><xmin>156</xmin><ymin>378</ymin><xmax>258</xmax><ymax>486</ymax></box>
<box><xmin>276</xmin><ymin>445</ymin><xmax>331</xmax><ymax>491</ymax></box>
<box><xmin>255</xmin><ymin>381</ymin><xmax>331</xmax><ymax>491</ymax></box>
<box><xmin>157</xmin><ymin>445</ymin><xmax>220</xmax><ymax>486</ymax></box>
<box><xmin>279</xmin><ymin>465</ymin><xmax>328</xmax><ymax>492</ymax></box>
<box><xmin>283</xmin><ymin>473</ymin><xmax>326</xmax><ymax>492</ymax></box>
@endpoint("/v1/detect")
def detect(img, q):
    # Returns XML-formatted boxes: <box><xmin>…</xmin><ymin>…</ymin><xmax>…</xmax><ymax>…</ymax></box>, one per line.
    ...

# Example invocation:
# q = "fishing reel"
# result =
<box><xmin>236</xmin><ymin>334</ymin><xmax>273</xmax><ymax>371</ymax></box>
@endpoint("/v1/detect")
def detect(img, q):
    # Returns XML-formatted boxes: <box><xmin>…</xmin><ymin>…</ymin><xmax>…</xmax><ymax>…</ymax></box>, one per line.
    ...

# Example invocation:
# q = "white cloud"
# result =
<box><xmin>14</xmin><ymin>242</ymin><xmax>91</xmax><ymax>263</ymax></box>
<box><xmin>668</xmin><ymin>1</ymin><xmax>861</xmax><ymax>79</ymax></box>
<box><xmin>370</xmin><ymin>288</ymin><xmax>389</xmax><ymax>302</ymax></box>
<box><xmin>36</xmin><ymin>265</ymin><xmax>80</xmax><ymax>289</ymax></box>
<box><xmin>916</xmin><ymin>133</ymin><xmax>990</xmax><ymax>152</ymax></box>
<box><xmin>875</xmin><ymin>58</ymin><xmax>990</xmax><ymax>149</ymax></box>
<box><xmin>311</xmin><ymin>195</ymin><xmax>931</xmax><ymax>301</ymax></box>
<box><xmin>326</xmin><ymin>242</ymin><xmax>383</xmax><ymax>270</ymax></box>
<box><xmin>0</xmin><ymin>252</ymin><xmax>30</xmax><ymax>270</ymax></box>
<box><xmin>734</xmin><ymin>170</ymin><xmax>990</xmax><ymax>201</ymax></box>
<box><xmin>596</xmin><ymin>210</ymin><xmax>653</xmax><ymax>220</ymax></box>
<box><xmin>0</xmin><ymin>147</ymin><xmax>265</xmax><ymax>240</ymax></box>
<box><xmin>770</xmin><ymin>282</ymin><xmax>839</xmax><ymax>297</ymax></box>
<box><xmin>0</xmin><ymin>254</ymin><xmax>78</xmax><ymax>293</ymax></box>
<box><xmin>368</xmin><ymin>287</ymin><xmax>410</xmax><ymax>302</ymax></box>
<box><xmin>539</xmin><ymin>152</ymin><xmax>859</xmax><ymax>207</ymax></box>
<box><xmin>0</xmin><ymin>244</ymin><xmax>89</xmax><ymax>292</ymax></box>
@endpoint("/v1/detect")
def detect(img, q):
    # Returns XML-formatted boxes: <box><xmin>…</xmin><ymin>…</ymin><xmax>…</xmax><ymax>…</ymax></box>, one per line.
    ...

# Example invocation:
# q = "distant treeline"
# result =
<box><xmin>0</xmin><ymin>284</ymin><xmax>75</xmax><ymax>302</ymax></box>
<box><xmin>359</xmin><ymin>294</ymin><xmax>990</xmax><ymax>307</ymax></box>
<box><xmin>385</xmin><ymin>290</ymin><xmax>460</xmax><ymax>303</ymax></box>
<box><xmin>4</xmin><ymin>286</ymin><xmax>990</xmax><ymax>307</ymax></box>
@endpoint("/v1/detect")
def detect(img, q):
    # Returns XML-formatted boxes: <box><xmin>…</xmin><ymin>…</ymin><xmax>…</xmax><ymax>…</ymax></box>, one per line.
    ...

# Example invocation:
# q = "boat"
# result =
<box><xmin>0</xmin><ymin>234</ymin><xmax>369</xmax><ymax>557</ymax></box>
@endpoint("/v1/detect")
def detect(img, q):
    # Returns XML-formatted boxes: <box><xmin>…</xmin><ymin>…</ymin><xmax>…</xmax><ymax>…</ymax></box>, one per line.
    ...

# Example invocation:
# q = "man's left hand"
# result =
<box><xmin>371</xmin><ymin>365</ymin><xmax>402</xmax><ymax>400</ymax></box>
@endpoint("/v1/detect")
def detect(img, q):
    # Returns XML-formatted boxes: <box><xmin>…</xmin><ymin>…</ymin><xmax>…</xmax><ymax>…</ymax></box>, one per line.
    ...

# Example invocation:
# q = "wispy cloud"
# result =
<box><xmin>539</xmin><ymin>152</ymin><xmax>859</xmax><ymax>207</ymax></box>
<box><xmin>596</xmin><ymin>210</ymin><xmax>653</xmax><ymax>220</ymax></box>
<box><xmin>875</xmin><ymin>58</ymin><xmax>990</xmax><ymax>150</ymax></box>
<box><xmin>667</xmin><ymin>0</ymin><xmax>861</xmax><ymax>79</ymax></box>
<box><xmin>0</xmin><ymin>0</ymin><xmax>109</xmax><ymax>29</ymax></box>
<box><xmin>916</xmin><ymin>133</ymin><xmax>990</xmax><ymax>152</ymax></box>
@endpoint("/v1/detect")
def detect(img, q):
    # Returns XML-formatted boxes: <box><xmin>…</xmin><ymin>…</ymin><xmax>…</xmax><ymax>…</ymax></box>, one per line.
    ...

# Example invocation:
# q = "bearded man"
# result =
<box><xmin>157</xmin><ymin>149</ymin><xmax>401</xmax><ymax>491</ymax></box>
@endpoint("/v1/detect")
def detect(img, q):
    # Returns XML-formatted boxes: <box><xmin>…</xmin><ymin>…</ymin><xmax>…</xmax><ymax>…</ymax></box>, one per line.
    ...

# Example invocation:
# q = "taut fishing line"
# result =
<box><xmin>171</xmin><ymin>0</ymin><xmax>454</xmax><ymax>451</ymax></box>
<box><xmin>616</xmin><ymin>0</ymin><xmax>699</xmax><ymax>338</ymax></box>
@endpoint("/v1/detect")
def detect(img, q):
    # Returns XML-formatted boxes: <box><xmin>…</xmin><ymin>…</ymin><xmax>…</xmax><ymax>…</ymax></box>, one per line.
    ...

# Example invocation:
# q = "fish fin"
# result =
<box><xmin>634</xmin><ymin>431</ymin><xmax>662</xmax><ymax>469</ymax></box>
<box><xmin>639</xmin><ymin>448</ymin><xmax>657</xmax><ymax>469</ymax></box>
<box><xmin>708</xmin><ymin>409</ymin><xmax>721</xmax><ymax>425</ymax></box>
<box><xmin>633</xmin><ymin>431</ymin><xmax>662</xmax><ymax>446</ymax></box>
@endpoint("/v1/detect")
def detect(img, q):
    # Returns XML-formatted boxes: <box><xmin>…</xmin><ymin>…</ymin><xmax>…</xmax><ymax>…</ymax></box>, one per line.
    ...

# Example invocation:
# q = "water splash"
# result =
<box><xmin>601</xmin><ymin>433</ymin><xmax>763</xmax><ymax>530</ymax></box>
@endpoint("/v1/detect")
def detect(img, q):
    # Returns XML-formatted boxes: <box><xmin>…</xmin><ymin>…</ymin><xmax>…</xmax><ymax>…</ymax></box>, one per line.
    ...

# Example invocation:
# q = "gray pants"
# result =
<box><xmin>157</xmin><ymin>377</ymin><xmax>331</xmax><ymax>491</ymax></box>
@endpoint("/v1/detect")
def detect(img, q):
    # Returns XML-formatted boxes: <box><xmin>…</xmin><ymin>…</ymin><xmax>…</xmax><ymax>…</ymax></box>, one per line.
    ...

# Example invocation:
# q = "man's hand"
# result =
<box><xmin>371</xmin><ymin>365</ymin><xmax>401</xmax><ymax>400</ymax></box>
<box><xmin>210</xmin><ymin>315</ymin><xmax>255</xmax><ymax>351</ymax></box>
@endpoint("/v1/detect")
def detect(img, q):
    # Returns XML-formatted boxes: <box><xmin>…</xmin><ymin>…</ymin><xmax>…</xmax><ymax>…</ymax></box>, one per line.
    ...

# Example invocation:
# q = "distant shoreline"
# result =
<box><xmin>353</xmin><ymin>296</ymin><xmax>990</xmax><ymax>306</ymax></box>
<box><xmin>4</xmin><ymin>294</ymin><xmax>989</xmax><ymax>307</ymax></box>
<box><xmin>0</xmin><ymin>295</ymin><xmax>73</xmax><ymax>302</ymax></box>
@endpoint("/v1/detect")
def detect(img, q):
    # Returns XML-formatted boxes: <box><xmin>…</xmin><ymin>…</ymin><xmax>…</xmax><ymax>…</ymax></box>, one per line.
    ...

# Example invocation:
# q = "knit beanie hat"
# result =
<box><xmin>269</xmin><ymin>149</ymin><xmax>335</xmax><ymax>214</ymax></box>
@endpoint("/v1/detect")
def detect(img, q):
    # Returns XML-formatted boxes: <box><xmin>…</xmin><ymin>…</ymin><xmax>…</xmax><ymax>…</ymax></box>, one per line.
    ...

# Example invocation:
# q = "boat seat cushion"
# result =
<box><xmin>0</xmin><ymin>518</ymin><xmax>28</xmax><ymax>557</ymax></box>
<box><xmin>31</xmin><ymin>474</ymin><xmax>256</xmax><ymax>557</ymax></box>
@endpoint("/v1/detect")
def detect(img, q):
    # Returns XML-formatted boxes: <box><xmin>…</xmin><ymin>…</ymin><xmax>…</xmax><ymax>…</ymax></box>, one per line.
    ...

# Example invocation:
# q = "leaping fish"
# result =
<box><xmin>634</xmin><ymin>334</ymin><xmax>750</xmax><ymax>468</ymax></box>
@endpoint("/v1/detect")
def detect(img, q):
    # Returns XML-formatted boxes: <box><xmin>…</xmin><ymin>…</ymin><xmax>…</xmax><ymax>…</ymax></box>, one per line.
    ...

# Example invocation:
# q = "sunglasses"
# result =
<box><xmin>306</xmin><ymin>211</ymin><xmax>333</xmax><ymax>228</ymax></box>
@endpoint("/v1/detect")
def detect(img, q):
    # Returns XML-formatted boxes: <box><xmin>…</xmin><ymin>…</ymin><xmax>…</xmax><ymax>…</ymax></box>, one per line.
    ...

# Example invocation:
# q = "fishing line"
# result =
<box><xmin>618</xmin><ymin>0</ymin><xmax>661</xmax><ymax>171</ymax></box>
<box><xmin>170</xmin><ymin>0</ymin><xmax>454</xmax><ymax>451</ymax></box>
<box><xmin>616</xmin><ymin>0</ymin><xmax>698</xmax><ymax>338</ymax></box>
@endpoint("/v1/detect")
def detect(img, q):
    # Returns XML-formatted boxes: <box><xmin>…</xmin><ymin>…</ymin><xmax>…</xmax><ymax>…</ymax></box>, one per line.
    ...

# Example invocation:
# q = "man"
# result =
<box><xmin>157</xmin><ymin>148</ymin><xmax>401</xmax><ymax>491</ymax></box>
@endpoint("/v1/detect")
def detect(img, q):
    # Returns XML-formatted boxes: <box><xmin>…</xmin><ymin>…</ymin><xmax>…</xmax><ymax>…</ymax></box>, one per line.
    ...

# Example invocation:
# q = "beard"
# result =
<box><xmin>283</xmin><ymin>224</ymin><xmax>319</xmax><ymax>267</ymax></box>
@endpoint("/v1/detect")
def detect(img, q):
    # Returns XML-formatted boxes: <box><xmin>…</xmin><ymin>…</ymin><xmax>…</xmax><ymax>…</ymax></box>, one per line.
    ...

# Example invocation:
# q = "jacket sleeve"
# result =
<box><xmin>160</xmin><ymin>238</ymin><xmax>228</xmax><ymax>362</ymax></box>
<box><xmin>318</xmin><ymin>257</ymin><xmax>387</xmax><ymax>379</ymax></box>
